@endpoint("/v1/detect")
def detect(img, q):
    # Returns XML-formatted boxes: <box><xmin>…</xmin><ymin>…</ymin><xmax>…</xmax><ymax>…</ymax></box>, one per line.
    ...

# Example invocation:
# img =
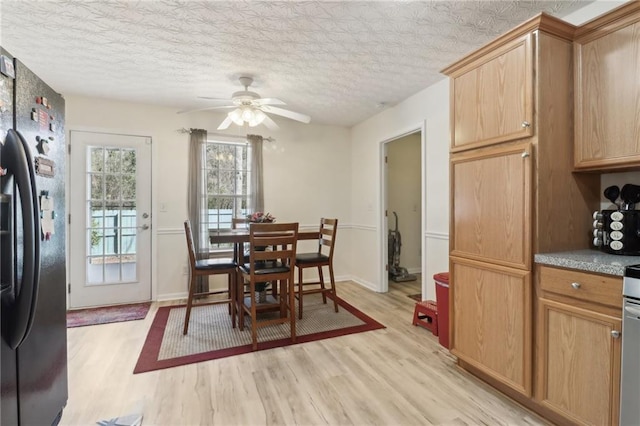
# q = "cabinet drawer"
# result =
<box><xmin>538</xmin><ymin>266</ymin><xmax>622</xmax><ymax>308</ymax></box>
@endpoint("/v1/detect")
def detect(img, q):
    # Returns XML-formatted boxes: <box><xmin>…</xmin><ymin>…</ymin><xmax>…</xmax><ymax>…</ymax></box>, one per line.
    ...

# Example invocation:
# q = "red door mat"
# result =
<box><xmin>67</xmin><ymin>302</ymin><xmax>151</xmax><ymax>328</ymax></box>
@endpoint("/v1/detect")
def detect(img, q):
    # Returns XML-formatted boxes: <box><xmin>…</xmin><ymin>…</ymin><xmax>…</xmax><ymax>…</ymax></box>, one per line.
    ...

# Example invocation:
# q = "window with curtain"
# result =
<box><xmin>202</xmin><ymin>140</ymin><xmax>251</xmax><ymax>250</ymax></box>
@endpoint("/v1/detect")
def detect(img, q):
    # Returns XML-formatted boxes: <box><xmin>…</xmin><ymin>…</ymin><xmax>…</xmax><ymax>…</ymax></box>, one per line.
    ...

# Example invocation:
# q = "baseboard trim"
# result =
<box><xmin>348</xmin><ymin>276</ymin><xmax>381</xmax><ymax>292</ymax></box>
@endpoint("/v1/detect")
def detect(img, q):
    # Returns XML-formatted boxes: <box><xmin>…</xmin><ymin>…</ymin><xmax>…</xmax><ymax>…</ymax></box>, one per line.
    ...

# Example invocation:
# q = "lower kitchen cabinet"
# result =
<box><xmin>450</xmin><ymin>257</ymin><xmax>532</xmax><ymax>396</ymax></box>
<box><xmin>535</xmin><ymin>266</ymin><xmax>622</xmax><ymax>426</ymax></box>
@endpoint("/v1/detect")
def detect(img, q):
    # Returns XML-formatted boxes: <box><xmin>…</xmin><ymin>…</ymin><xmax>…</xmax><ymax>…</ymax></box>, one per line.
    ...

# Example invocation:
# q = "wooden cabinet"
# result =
<box><xmin>450</xmin><ymin>142</ymin><xmax>532</xmax><ymax>269</ymax></box>
<box><xmin>536</xmin><ymin>266</ymin><xmax>622</xmax><ymax>426</ymax></box>
<box><xmin>574</xmin><ymin>2</ymin><xmax>640</xmax><ymax>170</ymax></box>
<box><xmin>444</xmin><ymin>13</ymin><xmax>599</xmax><ymax>400</ymax></box>
<box><xmin>446</xmin><ymin>34</ymin><xmax>533</xmax><ymax>152</ymax></box>
<box><xmin>450</xmin><ymin>257</ymin><xmax>531</xmax><ymax>396</ymax></box>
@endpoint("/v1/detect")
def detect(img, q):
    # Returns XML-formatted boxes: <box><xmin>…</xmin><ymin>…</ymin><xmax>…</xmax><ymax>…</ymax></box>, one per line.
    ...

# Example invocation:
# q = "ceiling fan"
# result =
<box><xmin>178</xmin><ymin>76</ymin><xmax>311</xmax><ymax>130</ymax></box>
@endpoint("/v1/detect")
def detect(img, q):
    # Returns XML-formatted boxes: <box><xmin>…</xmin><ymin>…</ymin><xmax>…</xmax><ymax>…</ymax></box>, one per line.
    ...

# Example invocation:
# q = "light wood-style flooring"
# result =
<box><xmin>62</xmin><ymin>279</ymin><xmax>546</xmax><ymax>425</ymax></box>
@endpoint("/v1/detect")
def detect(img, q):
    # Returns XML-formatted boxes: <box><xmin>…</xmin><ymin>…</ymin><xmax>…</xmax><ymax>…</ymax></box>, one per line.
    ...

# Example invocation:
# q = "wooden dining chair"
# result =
<box><xmin>233</xmin><ymin>216</ymin><xmax>278</xmax><ymax>299</ymax></box>
<box><xmin>231</xmin><ymin>217</ymin><xmax>249</xmax><ymax>229</ymax></box>
<box><xmin>237</xmin><ymin>222</ymin><xmax>298</xmax><ymax>350</ymax></box>
<box><xmin>183</xmin><ymin>220</ymin><xmax>236</xmax><ymax>335</ymax></box>
<box><xmin>295</xmin><ymin>218</ymin><xmax>339</xmax><ymax>319</ymax></box>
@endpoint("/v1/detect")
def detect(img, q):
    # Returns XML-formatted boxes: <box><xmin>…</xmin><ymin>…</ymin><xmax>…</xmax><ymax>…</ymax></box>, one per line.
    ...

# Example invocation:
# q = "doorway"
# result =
<box><xmin>382</xmin><ymin>130</ymin><xmax>422</xmax><ymax>296</ymax></box>
<box><xmin>68</xmin><ymin>131</ymin><xmax>152</xmax><ymax>308</ymax></box>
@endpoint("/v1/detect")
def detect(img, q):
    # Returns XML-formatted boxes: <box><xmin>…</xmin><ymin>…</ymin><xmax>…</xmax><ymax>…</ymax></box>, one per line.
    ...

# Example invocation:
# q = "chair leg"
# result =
<box><xmin>237</xmin><ymin>270</ymin><xmax>245</xmax><ymax>331</ymax></box>
<box><xmin>227</xmin><ymin>272</ymin><xmax>233</xmax><ymax>316</ymax></box>
<box><xmin>183</xmin><ymin>273</ymin><xmax>196</xmax><ymax>335</ymax></box>
<box><xmin>289</xmin><ymin>278</ymin><xmax>296</xmax><ymax>344</ymax></box>
<box><xmin>329</xmin><ymin>263</ymin><xmax>339</xmax><ymax>313</ymax></box>
<box><xmin>279</xmin><ymin>280</ymin><xmax>287</xmax><ymax>318</ymax></box>
<box><xmin>318</xmin><ymin>266</ymin><xmax>327</xmax><ymax>304</ymax></box>
<box><xmin>230</xmin><ymin>271</ymin><xmax>236</xmax><ymax>329</ymax></box>
<box><xmin>298</xmin><ymin>266</ymin><xmax>304</xmax><ymax>319</ymax></box>
<box><xmin>250</xmin><ymin>280</ymin><xmax>258</xmax><ymax>350</ymax></box>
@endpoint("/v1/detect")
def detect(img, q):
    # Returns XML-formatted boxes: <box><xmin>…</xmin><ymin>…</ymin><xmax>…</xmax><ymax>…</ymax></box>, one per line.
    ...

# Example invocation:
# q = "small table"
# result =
<box><xmin>209</xmin><ymin>228</ymin><xmax>319</xmax><ymax>269</ymax></box>
<box><xmin>209</xmin><ymin>229</ymin><xmax>320</xmax><ymax>245</ymax></box>
<box><xmin>209</xmin><ymin>228</ymin><xmax>319</xmax><ymax>320</ymax></box>
<box><xmin>209</xmin><ymin>228</ymin><xmax>319</xmax><ymax>268</ymax></box>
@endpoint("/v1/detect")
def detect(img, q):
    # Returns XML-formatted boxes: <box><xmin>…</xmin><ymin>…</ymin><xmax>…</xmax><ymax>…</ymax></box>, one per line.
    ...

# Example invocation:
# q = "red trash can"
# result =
<box><xmin>434</xmin><ymin>272</ymin><xmax>450</xmax><ymax>349</ymax></box>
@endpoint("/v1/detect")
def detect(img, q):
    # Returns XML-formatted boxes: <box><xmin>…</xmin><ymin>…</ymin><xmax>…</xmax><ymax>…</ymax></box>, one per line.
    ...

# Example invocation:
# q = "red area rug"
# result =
<box><xmin>134</xmin><ymin>294</ymin><xmax>384</xmax><ymax>373</ymax></box>
<box><xmin>67</xmin><ymin>302</ymin><xmax>151</xmax><ymax>328</ymax></box>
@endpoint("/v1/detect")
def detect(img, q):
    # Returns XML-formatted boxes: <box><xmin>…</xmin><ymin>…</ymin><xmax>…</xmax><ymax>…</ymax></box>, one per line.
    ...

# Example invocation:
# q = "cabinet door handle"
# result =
<box><xmin>611</xmin><ymin>330</ymin><xmax>621</xmax><ymax>339</ymax></box>
<box><xmin>571</xmin><ymin>282</ymin><xmax>581</xmax><ymax>289</ymax></box>
<box><xmin>521</xmin><ymin>151</ymin><xmax>530</xmax><ymax>158</ymax></box>
<box><xmin>521</xmin><ymin>121</ymin><xmax>531</xmax><ymax>128</ymax></box>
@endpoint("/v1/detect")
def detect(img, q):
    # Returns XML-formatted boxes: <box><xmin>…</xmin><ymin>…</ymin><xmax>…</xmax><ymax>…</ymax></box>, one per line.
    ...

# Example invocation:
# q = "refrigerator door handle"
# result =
<box><xmin>0</xmin><ymin>129</ymin><xmax>41</xmax><ymax>349</ymax></box>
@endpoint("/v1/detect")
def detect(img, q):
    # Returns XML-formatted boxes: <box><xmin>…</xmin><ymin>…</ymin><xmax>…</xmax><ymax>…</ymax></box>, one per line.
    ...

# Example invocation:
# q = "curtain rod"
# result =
<box><xmin>177</xmin><ymin>128</ymin><xmax>275</xmax><ymax>143</ymax></box>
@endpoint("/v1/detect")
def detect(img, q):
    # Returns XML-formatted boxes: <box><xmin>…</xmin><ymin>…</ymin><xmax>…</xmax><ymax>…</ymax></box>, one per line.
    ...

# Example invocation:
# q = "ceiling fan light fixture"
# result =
<box><xmin>241</xmin><ymin>106</ymin><xmax>255</xmax><ymax>122</ymax></box>
<box><xmin>228</xmin><ymin>108</ymin><xmax>244</xmax><ymax>126</ymax></box>
<box><xmin>249</xmin><ymin>109</ymin><xmax>267</xmax><ymax>127</ymax></box>
<box><xmin>195</xmin><ymin>77</ymin><xmax>308</xmax><ymax>129</ymax></box>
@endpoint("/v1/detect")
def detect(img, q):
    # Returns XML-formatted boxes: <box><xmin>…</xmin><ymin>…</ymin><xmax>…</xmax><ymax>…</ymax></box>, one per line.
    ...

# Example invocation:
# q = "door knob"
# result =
<box><xmin>611</xmin><ymin>330</ymin><xmax>621</xmax><ymax>339</ymax></box>
<box><xmin>521</xmin><ymin>151</ymin><xmax>530</xmax><ymax>158</ymax></box>
<box><xmin>142</xmin><ymin>212</ymin><xmax>149</xmax><ymax>219</ymax></box>
<box><xmin>138</xmin><ymin>224</ymin><xmax>150</xmax><ymax>230</ymax></box>
<box><xmin>521</xmin><ymin>121</ymin><xmax>531</xmax><ymax>128</ymax></box>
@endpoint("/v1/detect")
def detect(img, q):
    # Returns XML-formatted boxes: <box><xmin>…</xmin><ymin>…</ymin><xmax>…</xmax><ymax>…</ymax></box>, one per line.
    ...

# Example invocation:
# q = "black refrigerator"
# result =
<box><xmin>0</xmin><ymin>48</ymin><xmax>68</xmax><ymax>425</ymax></box>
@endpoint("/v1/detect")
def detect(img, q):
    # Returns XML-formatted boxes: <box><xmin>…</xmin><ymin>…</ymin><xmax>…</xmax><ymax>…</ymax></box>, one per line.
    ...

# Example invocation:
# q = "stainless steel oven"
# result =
<box><xmin>620</xmin><ymin>265</ymin><xmax>640</xmax><ymax>426</ymax></box>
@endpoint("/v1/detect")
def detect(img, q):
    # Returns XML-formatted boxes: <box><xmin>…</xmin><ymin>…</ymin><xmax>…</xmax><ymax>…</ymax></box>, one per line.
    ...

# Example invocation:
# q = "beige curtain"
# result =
<box><xmin>187</xmin><ymin>128</ymin><xmax>208</xmax><ymax>293</ymax></box>
<box><xmin>247</xmin><ymin>134</ymin><xmax>264</xmax><ymax>213</ymax></box>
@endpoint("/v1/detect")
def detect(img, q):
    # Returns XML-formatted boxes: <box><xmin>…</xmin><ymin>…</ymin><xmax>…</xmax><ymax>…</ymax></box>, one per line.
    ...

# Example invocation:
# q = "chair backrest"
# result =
<box><xmin>318</xmin><ymin>218</ymin><xmax>338</xmax><ymax>259</ymax></box>
<box><xmin>232</xmin><ymin>217</ymin><xmax>249</xmax><ymax>229</ymax></box>
<box><xmin>248</xmin><ymin>222</ymin><xmax>299</xmax><ymax>273</ymax></box>
<box><xmin>183</xmin><ymin>220</ymin><xmax>197</xmax><ymax>268</ymax></box>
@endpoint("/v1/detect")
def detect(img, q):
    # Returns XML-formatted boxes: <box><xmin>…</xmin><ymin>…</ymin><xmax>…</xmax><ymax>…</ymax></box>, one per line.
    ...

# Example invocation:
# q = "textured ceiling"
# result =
<box><xmin>1</xmin><ymin>1</ymin><xmax>592</xmax><ymax>127</ymax></box>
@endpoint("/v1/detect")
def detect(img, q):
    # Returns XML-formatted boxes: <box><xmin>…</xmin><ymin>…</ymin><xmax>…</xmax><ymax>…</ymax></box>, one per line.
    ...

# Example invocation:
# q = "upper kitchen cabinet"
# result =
<box><xmin>574</xmin><ymin>2</ymin><xmax>640</xmax><ymax>171</ymax></box>
<box><xmin>442</xmin><ymin>15</ymin><xmax>574</xmax><ymax>153</ymax></box>
<box><xmin>445</xmin><ymin>35</ymin><xmax>533</xmax><ymax>152</ymax></box>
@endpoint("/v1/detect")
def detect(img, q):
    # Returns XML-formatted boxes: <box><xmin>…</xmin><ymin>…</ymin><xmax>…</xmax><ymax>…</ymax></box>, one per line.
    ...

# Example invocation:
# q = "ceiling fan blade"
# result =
<box><xmin>255</xmin><ymin>98</ymin><xmax>286</xmax><ymax>106</ymax></box>
<box><xmin>177</xmin><ymin>105</ymin><xmax>236</xmax><ymax>114</ymax></box>
<box><xmin>263</xmin><ymin>106</ymin><xmax>311</xmax><ymax>123</ymax></box>
<box><xmin>261</xmin><ymin>115</ymin><xmax>280</xmax><ymax>131</ymax></box>
<box><xmin>217</xmin><ymin>116</ymin><xmax>234</xmax><ymax>130</ymax></box>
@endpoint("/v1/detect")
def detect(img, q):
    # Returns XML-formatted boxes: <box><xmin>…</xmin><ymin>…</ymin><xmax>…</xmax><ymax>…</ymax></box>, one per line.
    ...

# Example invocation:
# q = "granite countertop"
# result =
<box><xmin>534</xmin><ymin>249</ymin><xmax>640</xmax><ymax>277</ymax></box>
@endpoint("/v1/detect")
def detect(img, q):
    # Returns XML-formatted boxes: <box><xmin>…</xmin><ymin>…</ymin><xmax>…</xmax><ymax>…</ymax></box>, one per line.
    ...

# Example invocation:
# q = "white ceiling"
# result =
<box><xmin>1</xmin><ymin>1</ymin><xmax>592</xmax><ymax>128</ymax></box>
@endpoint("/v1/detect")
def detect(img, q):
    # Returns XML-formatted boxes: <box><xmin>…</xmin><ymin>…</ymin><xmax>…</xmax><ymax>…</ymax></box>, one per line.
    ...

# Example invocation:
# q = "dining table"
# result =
<box><xmin>209</xmin><ymin>227</ymin><xmax>320</xmax><ymax>267</ymax></box>
<box><xmin>209</xmin><ymin>228</ymin><xmax>320</xmax><ymax>246</ymax></box>
<box><xmin>209</xmin><ymin>227</ymin><xmax>320</xmax><ymax>320</ymax></box>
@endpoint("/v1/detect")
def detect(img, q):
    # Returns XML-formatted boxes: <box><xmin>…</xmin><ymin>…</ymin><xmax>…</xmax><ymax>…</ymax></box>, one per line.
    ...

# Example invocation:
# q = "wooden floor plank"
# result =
<box><xmin>61</xmin><ymin>279</ymin><xmax>546</xmax><ymax>425</ymax></box>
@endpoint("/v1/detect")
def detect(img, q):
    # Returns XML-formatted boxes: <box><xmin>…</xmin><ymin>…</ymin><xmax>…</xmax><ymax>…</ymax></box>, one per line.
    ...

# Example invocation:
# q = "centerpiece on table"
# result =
<box><xmin>246</xmin><ymin>212</ymin><xmax>275</xmax><ymax>302</ymax></box>
<box><xmin>247</xmin><ymin>212</ymin><xmax>275</xmax><ymax>223</ymax></box>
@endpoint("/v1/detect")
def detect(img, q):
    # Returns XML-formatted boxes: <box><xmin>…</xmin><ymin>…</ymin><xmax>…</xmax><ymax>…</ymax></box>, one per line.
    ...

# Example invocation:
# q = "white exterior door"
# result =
<box><xmin>69</xmin><ymin>131</ymin><xmax>152</xmax><ymax>308</ymax></box>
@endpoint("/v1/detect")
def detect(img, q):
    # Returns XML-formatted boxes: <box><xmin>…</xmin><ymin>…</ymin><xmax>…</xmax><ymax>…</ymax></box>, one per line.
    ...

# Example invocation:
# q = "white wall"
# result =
<box><xmin>559</xmin><ymin>1</ymin><xmax>629</xmax><ymax>25</ymax></box>
<box><xmin>65</xmin><ymin>95</ymin><xmax>351</xmax><ymax>301</ymax></box>
<box><xmin>387</xmin><ymin>133</ymin><xmax>421</xmax><ymax>272</ymax></box>
<box><xmin>350</xmin><ymin>78</ymin><xmax>450</xmax><ymax>299</ymax></box>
